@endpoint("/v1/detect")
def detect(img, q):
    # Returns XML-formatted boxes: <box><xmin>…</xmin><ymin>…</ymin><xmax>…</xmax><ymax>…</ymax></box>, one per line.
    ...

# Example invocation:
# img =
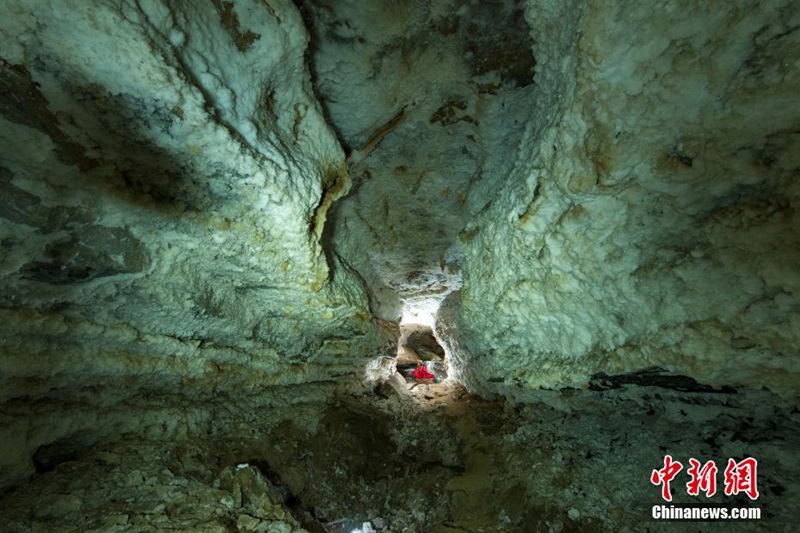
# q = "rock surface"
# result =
<box><xmin>0</xmin><ymin>385</ymin><xmax>797</xmax><ymax>531</ymax></box>
<box><xmin>443</xmin><ymin>0</ymin><xmax>800</xmax><ymax>397</ymax></box>
<box><xmin>0</xmin><ymin>0</ymin><xmax>385</xmax><ymax>491</ymax></box>
<box><xmin>0</xmin><ymin>0</ymin><xmax>798</xmax><ymax>529</ymax></box>
<box><xmin>299</xmin><ymin>0</ymin><xmax>536</xmax><ymax>316</ymax></box>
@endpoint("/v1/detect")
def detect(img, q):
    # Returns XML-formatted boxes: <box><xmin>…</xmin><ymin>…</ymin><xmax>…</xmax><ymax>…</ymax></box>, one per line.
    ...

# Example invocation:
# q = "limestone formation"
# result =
<box><xmin>448</xmin><ymin>0</ymin><xmax>800</xmax><ymax>397</ymax></box>
<box><xmin>0</xmin><ymin>0</ymin><xmax>798</xmax><ymax>531</ymax></box>
<box><xmin>0</xmin><ymin>0</ymin><xmax>389</xmax><ymax>491</ymax></box>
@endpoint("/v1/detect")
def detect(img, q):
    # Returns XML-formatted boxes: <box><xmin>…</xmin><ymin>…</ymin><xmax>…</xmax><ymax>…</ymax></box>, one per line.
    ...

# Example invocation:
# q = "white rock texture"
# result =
<box><xmin>299</xmin><ymin>0</ymin><xmax>537</xmax><ymax>316</ymax></box>
<box><xmin>0</xmin><ymin>0</ymin><xmax>798</xmax><ymax>501</ymax></box>
<box><xmin>446</xmin><ymin>0</ymin><xmax>800</xmax><ymax>397</ymax></box>
<box><xmin>0</xmin><ymin>0</ymin><xmax>385</xmax><ymax>490</ymax></box>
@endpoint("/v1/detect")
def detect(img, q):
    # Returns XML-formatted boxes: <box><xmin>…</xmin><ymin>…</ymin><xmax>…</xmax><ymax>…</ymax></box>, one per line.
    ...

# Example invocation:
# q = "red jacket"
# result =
<box><xmin>413</xmin><ymin>364</ymin><xmax>436</xmax><ymax>381</ymax></box>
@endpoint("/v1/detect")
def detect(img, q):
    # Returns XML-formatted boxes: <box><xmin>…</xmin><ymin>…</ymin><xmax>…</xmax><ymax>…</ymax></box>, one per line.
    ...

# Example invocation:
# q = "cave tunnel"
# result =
<box><xmin>395</xmin><ymin>300</ymin><xmax>449</xmax><ymax>384</ymax></box>
<box><xmin>0</xmin><ymin>0</ymin><xmax>799</xmax><ymax>531</ymax></box>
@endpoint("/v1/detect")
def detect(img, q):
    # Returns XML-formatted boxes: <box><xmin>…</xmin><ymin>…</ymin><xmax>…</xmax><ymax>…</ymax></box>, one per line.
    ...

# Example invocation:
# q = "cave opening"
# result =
<box><xmin>396</xmin><ymin>300</ymin><xmax>449</xmax><ymax>385</ymax></box>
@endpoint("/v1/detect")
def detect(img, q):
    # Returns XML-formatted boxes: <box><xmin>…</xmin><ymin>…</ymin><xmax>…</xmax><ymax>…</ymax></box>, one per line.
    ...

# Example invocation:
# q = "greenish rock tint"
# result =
<box><xmin>19</xmin><ymin>225</ymin><xmax>149</xmax><ymax>284</ymax></box>
<box><xmin>0</xmin><ymin>0</ymin><xmax>798</xmax><ymax>530</ymax></box>
<box><xmin>0</xmin><ymin>0</ymin><xmax>386</xmax><ymax>492</ymax></box>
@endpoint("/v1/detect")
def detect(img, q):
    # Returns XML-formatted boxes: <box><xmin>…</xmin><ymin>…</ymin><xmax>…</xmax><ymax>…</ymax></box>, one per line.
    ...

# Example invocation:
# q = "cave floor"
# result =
<box><xmin>0</xmin><ymin>385</ymin><xmax>797</xmax><ymax>532</ymax></box>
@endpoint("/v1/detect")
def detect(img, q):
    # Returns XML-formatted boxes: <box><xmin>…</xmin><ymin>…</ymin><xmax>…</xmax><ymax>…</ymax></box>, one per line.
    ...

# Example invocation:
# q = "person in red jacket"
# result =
<box><xmin>412</xmin><ymin>361</ymin><xmax>437</xmax><ymax>382</ymax></box>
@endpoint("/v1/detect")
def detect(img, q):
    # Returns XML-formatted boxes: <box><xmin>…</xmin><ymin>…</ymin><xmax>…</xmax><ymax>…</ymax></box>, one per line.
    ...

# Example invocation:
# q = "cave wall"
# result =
<box><xmin>1</xmin><ymin>0</ymin><xmax>799</xmax><ymax>500</ymax></box>
<box><xmin>0</xmin><ymin>0</ymin><xmax>385</xmax><ymax>491</ymax></box>
<box><xmin>449</xmin><ymin>0</ymin><xmax>800</xmax><ymax>397</ymax></box>
<box><xmin>297</xmin><ymin>0</ymin><xmax>539</xmax><ymax>317</ymax></box>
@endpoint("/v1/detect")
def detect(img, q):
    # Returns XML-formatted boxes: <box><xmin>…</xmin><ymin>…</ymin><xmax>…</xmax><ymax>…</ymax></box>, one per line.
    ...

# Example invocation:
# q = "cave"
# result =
<box><xmin>0</xmin><ymin>1</ymin><xmax>798</xmax><ymax>531</ymax></box>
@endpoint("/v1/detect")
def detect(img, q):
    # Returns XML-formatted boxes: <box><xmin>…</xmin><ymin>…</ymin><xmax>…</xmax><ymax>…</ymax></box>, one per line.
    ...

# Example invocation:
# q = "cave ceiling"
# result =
<box><xmin>297</xmin><ymin>0</ymin><xmax>538</xmax><ymax>301</ymax></box>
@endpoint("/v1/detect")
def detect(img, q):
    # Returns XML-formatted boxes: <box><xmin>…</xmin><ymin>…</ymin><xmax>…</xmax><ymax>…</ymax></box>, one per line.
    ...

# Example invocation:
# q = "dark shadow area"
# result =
<box><xmin>589</xmin><ymin>366</ymin><xmax>738</xmax><ymax>393</ymax></box>
<box><xmin>0</xmin><ymin>58</ymin><xmax>235</xmax><ymax>216</ymax></box>
<box><xmin>0</xmin><ymin>167</ymin><xmax>150</xmax><ymax>286</ymax></box>
<box><xmin>212</xmin><ymin>399</ymin><xmax>465</xmax><ymax>531</ymax></box>
<box><xmin>32</xmin><ymin>435</ymin><xmax>95</xmax><ymax>474</ymax></box>
<box><xmin>292</xmin><ymin>0</ymin><xmax>353</xmax><ymax>154</ymax></box>
<box><xmin>1</xmin><ymin>385</ymin><xmax>797</xmax><ymax>531</ymax></box>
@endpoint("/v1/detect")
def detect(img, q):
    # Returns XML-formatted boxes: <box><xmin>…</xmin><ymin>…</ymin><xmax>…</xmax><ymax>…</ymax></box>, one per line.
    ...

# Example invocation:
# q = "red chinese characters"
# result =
<box><xmin>686</xmin><ymin>458</ymin><xmax>718</xmax><ymax>497</ymax></box>
<box><xmin>724</xmin><ymin>458</ymin><xmax>759</xmax><ymax>500</ymax></box>
<box><xmin>652</xmin><ymin>456</ymin><xmax>759</xmax><ymax>501</ymax></box>
<box><xmin>651</xmin><ymin>455</ymin><xmax>683</xmax><ymax>502</ymax></box>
